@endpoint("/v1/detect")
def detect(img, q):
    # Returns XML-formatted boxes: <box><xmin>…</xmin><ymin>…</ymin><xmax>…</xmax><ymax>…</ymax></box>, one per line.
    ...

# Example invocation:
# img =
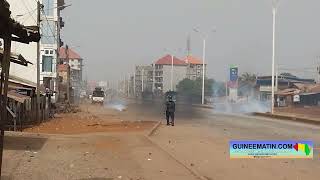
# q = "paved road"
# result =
<box><xmin>151</xmin><ymin>107</ymin><xmax>320</xmax><ymax>180</ymax></box>
<box><xmin>2</xmin><ymin>102</ymin><xmax>320</xmax><ymax>180</ymax></box>
<box><xmin>2</xmin><ymin>103</ymin><xmax>199</xmax><ymax>180</ymax></box>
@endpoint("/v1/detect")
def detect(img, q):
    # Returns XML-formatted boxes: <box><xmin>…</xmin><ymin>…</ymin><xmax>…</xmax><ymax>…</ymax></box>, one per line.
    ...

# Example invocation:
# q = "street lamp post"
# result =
<box><xmin>271</xmin><ymin>0</ymin><xmax>279</xmax><ymax>114</ymax></box>
<box><xmin>171</xmin><ymin>54</ymin><xmax>174</xmax><ymax>91</ymax></box>
<box><xmin>194</xmin><ymin>28</ymin><xmax>213</xmax><ymax>105</ymax></box>
<box><xmin>201</xmin><ymin>39</ymin><xmax>206</xmax><ymax>105</ymax></box>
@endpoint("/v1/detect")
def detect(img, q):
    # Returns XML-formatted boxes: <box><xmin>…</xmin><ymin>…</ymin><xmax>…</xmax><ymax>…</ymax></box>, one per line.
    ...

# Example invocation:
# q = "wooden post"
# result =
<box><xmin>66</xmin><ymin>45</ymin><xmax>70</xmax><ymax>103</ymax></box>
<box><xmin>0</xmin><ymin>34</ymin><xmax>12</xmax><ymax>177</ymax></box>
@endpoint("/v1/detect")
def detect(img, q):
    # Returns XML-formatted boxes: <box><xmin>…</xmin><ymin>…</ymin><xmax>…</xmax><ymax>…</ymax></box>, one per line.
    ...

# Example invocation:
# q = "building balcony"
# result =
<box><xmin>40</xmin><ymin>72</ymin><xmax>57</xmax><ymax>78</ymax></box>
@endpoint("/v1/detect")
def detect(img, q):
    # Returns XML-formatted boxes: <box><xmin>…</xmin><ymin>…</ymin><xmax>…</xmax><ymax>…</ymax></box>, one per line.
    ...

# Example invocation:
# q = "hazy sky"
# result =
<box><xmin>61</xmin><ymin>0</ymin><xmax>320</xmax><ymax>82</ymax></box>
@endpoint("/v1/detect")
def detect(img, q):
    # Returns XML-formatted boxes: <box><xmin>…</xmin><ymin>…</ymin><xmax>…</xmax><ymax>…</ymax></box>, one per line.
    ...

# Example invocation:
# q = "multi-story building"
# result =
<box><xmin>134</xmin><ymin>65</ymin><xmax>154</xmax><ymax>97</ymax></box>
<box><xmin>154</xmin><ymin>55</ymin><xmax>188</xmax><ymax>93</ymax></box>
<box><xmin>184</xmin><ymin>55</ymin><xmax>207</xmax><ymax>80</ymax></box>
<box><xmin>131</xmin><ymin>55</ymin><xmax>207</xmax><ymax>96</ymax></box>
<box><xmin>40</xmin><ymin>0</ymin><xmax>66</xmax><ymax>101</ymax></box>
<box><xmin>59</xmin><ymin>46</ymin><xmax>83</xmax><ymax>103</ymax></box>
<box><xmin>57</xmin><ymin>64</ymin><xmax>70</xmax><ymax>102</ymax></box>
<box><xmin>6</xmin><ymin>0</ymin><xmax>66</xmax><ymax>102</ymax></box>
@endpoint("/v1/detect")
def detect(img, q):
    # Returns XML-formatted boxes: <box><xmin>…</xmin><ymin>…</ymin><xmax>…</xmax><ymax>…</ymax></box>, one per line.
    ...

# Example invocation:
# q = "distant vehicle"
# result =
<box><xmin>92</xmin><ymin>87</ymin><xmax>105</xmax><ymax>105</ymax></box>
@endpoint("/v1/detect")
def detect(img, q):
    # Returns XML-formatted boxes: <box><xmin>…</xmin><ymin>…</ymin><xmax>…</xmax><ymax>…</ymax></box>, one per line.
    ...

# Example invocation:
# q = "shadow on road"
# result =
<box><xmin>4</xmin><ymin>136</ymin><xmax>47</xmax><ymax>151</ymax></box>
<box><xmin>0</xmin><ymin>176</ymin><xmax>12</xmax><ymax>180</ymax></box>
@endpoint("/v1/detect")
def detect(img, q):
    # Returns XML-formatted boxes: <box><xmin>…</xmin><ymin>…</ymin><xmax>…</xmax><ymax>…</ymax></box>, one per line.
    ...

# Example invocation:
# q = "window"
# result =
<box><xmin>156</xmin><ymin>65</ymin><xmax>163</xmax><ymax>69</ymax></box>
<box><xmin>50</xmin><ymin>50</ymin><xmax>53</xmax><ymax>54</ymax></box>
<box><xmin>42</xmin><ymin>55</ymin><xmax>53</xmax><ymax>72</ymax></box>
<box><xmin>41</xmin><ymin>21</ymin><xmax>56</xmax><ymax>44</ymax></box>
<box><xmin>156</xmin><ymin>71</ymin><xmax>163</xmax><ymax>76</ymax></box>
<box><xmin>43</xmin><ymin>0</ymin><xmax>54</xmax><ymax>16</ymax></box>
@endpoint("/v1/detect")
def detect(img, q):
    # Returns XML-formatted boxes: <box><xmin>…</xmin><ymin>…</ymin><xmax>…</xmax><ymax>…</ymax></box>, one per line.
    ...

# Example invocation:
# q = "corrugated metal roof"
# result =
<box><xmin>293</xmin><ymin>83</ymin><xmax>320</xmax><ymax>93</ymax></box>
<box><xmin>275</xmin><ymin>88</ymin><xmax>300</xmax><ymax>96</ymax></box>
<box><xmin>7</xmin><ymin>91</ymin><xmax>30</xmax><ymax>103</ymax></box>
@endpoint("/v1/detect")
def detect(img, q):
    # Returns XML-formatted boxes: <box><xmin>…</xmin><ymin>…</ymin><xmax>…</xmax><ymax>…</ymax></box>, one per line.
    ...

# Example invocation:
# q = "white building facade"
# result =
<box><xmin>6</xmin><ymin>0</ymin><xmax>65</xmax><ymax>101</ymax></box>
<box><xmin>5</xmin><ymin>0</ymin><xmax>38</xmax><ymax>83</ymax></box>
<box><xmin>154</xmin><ymin>55</ymin><xmax>188</xmax><ymax>93</ymax></box>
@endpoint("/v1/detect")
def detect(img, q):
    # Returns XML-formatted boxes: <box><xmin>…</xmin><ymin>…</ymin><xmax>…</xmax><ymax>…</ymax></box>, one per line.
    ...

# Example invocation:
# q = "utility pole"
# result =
<box><xmin>133</xmin><ymin>68</ymin><xmax>136</xmax><ymax>96</ymax></box>
<box><xmin>276</xmin><ymin>64</ymin><xmax>279</xmax><ymax>91</ymax></box>
<box><xmin>66</xmin><ymin>45</ymin><xmax>70</xmax><ymax>103</ymax></box>
<box><xmin>56</xmin><ymin>5</ymin><xmax>61</xmax><ymax>103</ymax></box>
<box><xmin>141</xmin><ymin>68</ymin><xmax>144</xmax><ymax>93</ymax></box>
<box><xmin>201</xmin><ymin>39</ymin><xmax>206</xmax><ymax>105</ymax></box>
<box><xmin>36</xmin><ymin>1</ymin><xmax>41</xmax><ymax>124</ymax></box>
<box><xmin>225</xmin><ymin>81</ymin><xmax>228</xmax><ymax>99</ymax></box>
<box><xmin>171</xmin><ymin>55</ymin><xmax>173</xmax><ymax>91</ymax></box>
<box><xmin>127</xmin><ymin>74</ymin><xmax>130</xmax><ymax>97</ymax></box>
<box><xmin>317</xmin><ymin>56</ymin><xmax>320</xmax><ymax>83</ymax></box>
<box><xmin>152</xmin><ymin>63</ymin><xmax>155</xmax><ymax>93</ymax></box>
<box><xmin>0</xmin><ymin>32</ymin><xmax>12</xmax><ymax>178</ymax></box>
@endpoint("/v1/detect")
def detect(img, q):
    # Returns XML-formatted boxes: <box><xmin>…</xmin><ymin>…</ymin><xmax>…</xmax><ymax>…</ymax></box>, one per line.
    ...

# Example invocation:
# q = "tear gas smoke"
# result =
<box><xmin>105</xmin><ymin>98</ymin><xmax>127</xmax><ymax>111</ymax></box>
<box><xmin>212</xmin><ymin>83</ymin><xmax>270</xmax><ymax>114</ymax></box>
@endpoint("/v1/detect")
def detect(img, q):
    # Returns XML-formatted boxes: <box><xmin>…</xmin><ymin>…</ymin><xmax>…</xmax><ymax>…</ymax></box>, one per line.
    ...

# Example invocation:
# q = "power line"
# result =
<box><xmin>21</xmin><ymin>0</ymin><xmax>37</xmax><ymax>24</ymax></box>
<box><xmin>20</xmin><ymin>10</ymin><xmax>37</xmax><ymax>24</ymax></box>
<box><xmin>40</xmin><ymin>8</ymin><xmax>58</xmax><ymax>43</ymax></box>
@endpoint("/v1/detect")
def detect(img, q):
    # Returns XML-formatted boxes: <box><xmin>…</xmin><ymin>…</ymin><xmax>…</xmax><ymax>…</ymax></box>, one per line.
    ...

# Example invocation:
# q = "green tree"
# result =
<box><xmin>176</xmin><ymin>78</ymin><xmax>215</xmax><ymax>97</ymax></box>
<box><xmin>238</xmin><ymin>72</ymin><xmax>257</xmax><ymax>86</ymax></box>
<box><xmin>238</xmin><ymin>72</ymin><xmax>257</xmax><ymax>97</ymax></box>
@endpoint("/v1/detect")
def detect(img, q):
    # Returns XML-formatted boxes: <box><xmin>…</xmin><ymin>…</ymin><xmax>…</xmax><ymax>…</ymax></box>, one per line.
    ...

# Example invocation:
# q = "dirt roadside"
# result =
<box><xmin>23</xmin><ymin>104</ymin><xmax>157</xmax><ymax>135</ymax></box>
<box><xmin>275</xmin><ymin>106</ymin><xmax>320</xmax><ymax>119</ymax></box>
<box><xmin>2</xmin><ymin>103</ymin><xmax>199</xmax><ymax>180</ymax></box>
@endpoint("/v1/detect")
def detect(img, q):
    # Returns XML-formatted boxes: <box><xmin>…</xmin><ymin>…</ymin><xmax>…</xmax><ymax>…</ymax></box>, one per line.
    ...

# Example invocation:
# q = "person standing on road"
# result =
<box><xmin>165</xmin><ymin>95</ymin><xmax>176</xmax><ymax>126</ymax></box>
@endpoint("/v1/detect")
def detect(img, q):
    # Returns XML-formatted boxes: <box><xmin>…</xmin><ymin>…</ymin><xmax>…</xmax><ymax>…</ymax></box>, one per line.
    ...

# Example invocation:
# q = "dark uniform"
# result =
<box><xmin>165</xmin><ymin>96</ymin><xmax>175</xmax><ymax>126</ymax></box>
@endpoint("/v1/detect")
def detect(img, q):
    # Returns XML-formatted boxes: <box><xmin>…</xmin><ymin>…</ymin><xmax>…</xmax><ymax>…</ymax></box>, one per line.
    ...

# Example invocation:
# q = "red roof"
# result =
<box><xmin>59</xmin><ymin>47</ymin><xmax>82</xmax><ymax>59</ymax></box>
<box><xmin>184</xmin><ymin>55</ymin><xmax>203</xmax><ymax>64</ymax></box>
<box><xmin>58</xmin><ymin>64</ymin><xmax>70</xmax><ymax>72</ymax></box>
<box><xmin>155</xmin><ymin>55</ymin><xmax>186</xmax><ymax>65</ymax></box>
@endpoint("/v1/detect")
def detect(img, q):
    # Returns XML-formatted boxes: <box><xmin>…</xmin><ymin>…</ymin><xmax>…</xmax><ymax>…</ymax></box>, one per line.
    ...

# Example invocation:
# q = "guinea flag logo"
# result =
<box><xmin>293</xmin><ymin>143</ymin><xmax>311</xmax><ymax>156</ymax></box>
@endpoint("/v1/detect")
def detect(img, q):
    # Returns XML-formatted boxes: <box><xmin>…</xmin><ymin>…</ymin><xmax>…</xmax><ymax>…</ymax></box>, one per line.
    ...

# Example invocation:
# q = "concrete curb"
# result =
<box><xmin>144</xmin><ymin>136</ymin><xmax>207</xmax><ymax>180</ymax></box>
<box><xmin>253</xmin><ymin>112</ymin><xmax>320</xmax><ymax>125</ymax></box>
<box><xmin>147</xmin><ymin>121</ymin><xmax>162</xmax><ymax>137</ymax></box>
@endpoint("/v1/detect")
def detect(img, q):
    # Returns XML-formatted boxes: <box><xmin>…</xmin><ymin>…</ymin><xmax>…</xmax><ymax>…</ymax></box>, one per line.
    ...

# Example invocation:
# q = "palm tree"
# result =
<box><xmin>238</xmin><ymin>72</ymin><xmax>257</xmax><ymax>85</ymax></box>
<box><xmin>238</xmin><ymin>72</ymin><xmax>257</xmax><ymax>97</ymax></box>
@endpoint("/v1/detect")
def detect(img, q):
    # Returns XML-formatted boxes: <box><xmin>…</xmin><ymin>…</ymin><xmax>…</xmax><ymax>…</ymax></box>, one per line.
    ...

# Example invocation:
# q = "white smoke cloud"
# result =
<box><xmin>105</xmin><ymin>98</ymin><xmax>127</xmax><ymax>111</ymax></box>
